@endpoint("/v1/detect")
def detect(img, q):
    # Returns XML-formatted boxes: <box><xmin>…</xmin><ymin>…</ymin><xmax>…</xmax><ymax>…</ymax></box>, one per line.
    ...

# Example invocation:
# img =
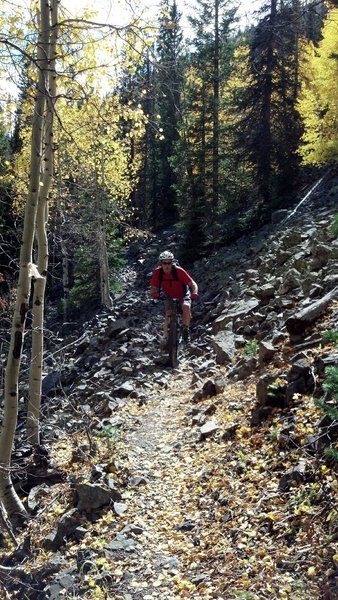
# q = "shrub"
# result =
<box><xmin>322</xmin><ymin>330</ymin><xmax>338</xmax><ymax>345</ymax></box>
<box><xmin>244</xmin><ymin>339</ymin><xmax>258</xmax><ymax>358</ymax></box>
<box><xmin>330</xmin><ymin>213</ymin><xmax>338</xmax><ymax>237</ymax></box>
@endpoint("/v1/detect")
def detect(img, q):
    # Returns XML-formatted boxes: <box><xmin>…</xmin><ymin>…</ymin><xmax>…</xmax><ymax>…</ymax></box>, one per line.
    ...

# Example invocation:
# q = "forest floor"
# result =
<box><xmin>3</xmin><ymin>342</ymin><xmax>337</xmax><ymax>600</ymax></box>
<box><xmin>2</xmin><ymin>181</ymin><xmax>338</xmax><ymax>598</ymax></box>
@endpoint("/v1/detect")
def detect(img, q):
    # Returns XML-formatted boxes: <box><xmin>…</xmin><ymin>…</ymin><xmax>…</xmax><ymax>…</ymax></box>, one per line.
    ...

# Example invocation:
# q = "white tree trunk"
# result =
<box><xmin>27</xmin><ymin>0</ymin><xmax>58</xmax><ymax>445</ymax></box>
<box><xmin>0</xmin><ymin>0</ymin><xmax>57</xmax><ymax>524</ymax></box>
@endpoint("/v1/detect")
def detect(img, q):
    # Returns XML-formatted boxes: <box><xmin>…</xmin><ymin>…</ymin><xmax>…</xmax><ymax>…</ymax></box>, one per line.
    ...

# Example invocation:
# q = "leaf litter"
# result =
<box><xmin>1</xmin><ymin>357</ymin><xmax>337</xmax><ymax>599</ymax></box>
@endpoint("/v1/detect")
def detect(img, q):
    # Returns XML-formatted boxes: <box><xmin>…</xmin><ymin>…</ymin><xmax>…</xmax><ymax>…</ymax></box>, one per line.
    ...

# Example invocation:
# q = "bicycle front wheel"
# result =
<box><xmin>167</xmin><ymin>318</ymin><xmax>179</xmax><ymax>368</ymax></box>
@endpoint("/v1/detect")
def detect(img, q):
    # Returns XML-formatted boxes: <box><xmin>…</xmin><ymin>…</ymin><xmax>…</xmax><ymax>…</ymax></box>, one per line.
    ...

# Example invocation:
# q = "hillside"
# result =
<box><xmin>1</xmin><ymin>172</ymin><xmax>338</xmax><ymax>599</ymax></box>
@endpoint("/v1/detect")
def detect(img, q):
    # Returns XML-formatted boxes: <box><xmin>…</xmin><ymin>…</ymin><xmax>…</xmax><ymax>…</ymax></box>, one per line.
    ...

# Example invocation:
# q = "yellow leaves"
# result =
<box><xmin>130</xmin><ymin>580</ymin><xmax>152</xmax><ymax>588</ymax></box>
<box><xmin>240</xmin><ymin>573</ymin><xmax>250</xmax><ymax>588</ymax></box>
<box><xmin>236</xmin><ymin>425</ymin><xmax>251</xmax><ymax>438</ymax></box>
<box><xmin>293</xmin><ymin>502</ymin><xmax>314</xmax><ymax>516</ymax></box>
<box><xmin>266</xmin><ymin>511</ymin><xmax>277</xmax><ymax>521</ymax></box>
<box><xmin>326</xmin><ymin>509</ymin><xmax>338</xmax><ymax>524</ymax></box>
<box><xmin>52</xmin><ymin>505</ymin><xmax>64</xmax><ymax>516</ymax></box>
<box><xmin>298</xmin><ymin>8</ymin><xmax>338</xmax><ymax>165</ymax></box>
<box><xmin>172</xmin><ymin>575</ymin><xmax>196</xmax><ymax>592</ymax></box>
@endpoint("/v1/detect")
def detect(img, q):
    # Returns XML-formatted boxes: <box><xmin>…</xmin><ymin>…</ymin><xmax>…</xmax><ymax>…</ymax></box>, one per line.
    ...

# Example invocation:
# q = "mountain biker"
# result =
<box><xmin>150</xmin><ymin>250</ymin><xmax>198</xmax><ymax>345</ymax></box>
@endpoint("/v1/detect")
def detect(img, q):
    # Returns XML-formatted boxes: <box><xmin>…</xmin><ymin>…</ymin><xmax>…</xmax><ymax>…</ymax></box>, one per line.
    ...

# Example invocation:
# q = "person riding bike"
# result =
<box><xmin>150</xmin><ymin>250</ymin><xmax>198</xmax><ymax>345</ymax></box>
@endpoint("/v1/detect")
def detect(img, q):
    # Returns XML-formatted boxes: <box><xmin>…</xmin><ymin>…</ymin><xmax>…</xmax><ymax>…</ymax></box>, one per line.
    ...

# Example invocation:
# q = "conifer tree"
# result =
<box><xmin>155</xmin><ymin>0</ymin><xmax>183</xmax><ymax>227</ymax></box>
<box><xmin>134</xmin><ymin>0</ymin><xmax>184</xmax><ymax>229</ymax></box>
<box><xmin>230</xmin><ymin>0</ymin><xmax>309</xmax><ymax>215</ymax></box>
<box><xmin>172</xmin><ymin>0</ymin><xmax>238</xmax><ymax>256</ymax></box>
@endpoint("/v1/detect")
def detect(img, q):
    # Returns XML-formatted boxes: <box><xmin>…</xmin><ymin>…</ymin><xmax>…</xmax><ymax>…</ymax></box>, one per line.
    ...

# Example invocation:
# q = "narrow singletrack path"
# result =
<box><xmin>109</xmin><ymin>363</ymin><xmax>223</xmax><ymax>599</ymax></box>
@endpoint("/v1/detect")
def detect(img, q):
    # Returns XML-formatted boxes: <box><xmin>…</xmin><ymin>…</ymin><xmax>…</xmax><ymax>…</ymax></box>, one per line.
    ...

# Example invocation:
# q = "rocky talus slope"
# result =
<box><xmin>1</xmin><ymin>174</ymin><xmax>338</xmax><ymax>599</ymax></box>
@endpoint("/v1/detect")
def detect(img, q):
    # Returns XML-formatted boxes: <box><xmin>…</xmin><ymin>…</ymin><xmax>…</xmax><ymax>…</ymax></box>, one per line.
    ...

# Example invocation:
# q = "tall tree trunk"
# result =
<box><xmin>259</xmin><ymin>0</ymin><xmax>277</xmax><ymax>204</ymax></box>
<box><xmin>97</xmin><ymin>151</ymin><xmax>112</xmax><ymax>309</ymax></box>
<box><xmin>212</xmin><ymin>0</ymin><xmax>220</xmax><ymax>223</ymax></box>
<box><xmin>56</xmin><ymin>158</ymin><xmax>70</xmax><ymax>325</ymax></box>
<box><xmin>27</xmin><ymin>0</ymin><xmax>58</xmax><ymax>445</ymax></box>
<box><xmin>0</xmin><ymin>0</ymin><xmax>57</xmax><ymax>524</ymax></box>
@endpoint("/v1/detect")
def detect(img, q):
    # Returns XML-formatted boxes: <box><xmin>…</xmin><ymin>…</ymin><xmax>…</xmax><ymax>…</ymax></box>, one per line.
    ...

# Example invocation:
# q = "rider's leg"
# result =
<box><xmin>163</xmin><ymin>298</ymin><xmax>173</xmax><ymax>338</ymax></box>
<box><xmin>182</xmin><ymin>299</ymin><xmax>192</xmax><ymax>342</ymax></box>
<box><xmin>182</xmin><ymin>303</ymin><xmax>191</xmax><ymax>327</ymax></box>
<box><xmin>163</xmin><ymin>309</ymin><xmax>173</xmax><ymax>337</ymax></box>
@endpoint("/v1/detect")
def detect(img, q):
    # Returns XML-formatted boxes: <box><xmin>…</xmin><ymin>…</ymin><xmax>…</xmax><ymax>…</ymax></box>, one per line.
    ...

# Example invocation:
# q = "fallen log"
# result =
<box><xmin>285</xmin><ymin>286</ymin><xmax>338</xmax><ymax>337</ymax></box>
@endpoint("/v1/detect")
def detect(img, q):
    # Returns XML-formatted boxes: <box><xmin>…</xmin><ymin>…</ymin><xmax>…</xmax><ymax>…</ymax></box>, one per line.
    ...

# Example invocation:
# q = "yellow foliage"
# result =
<box><xmin>298</xmin><ymin>9</ymin><xmax>338</xmax><ymax>165</ymax></box>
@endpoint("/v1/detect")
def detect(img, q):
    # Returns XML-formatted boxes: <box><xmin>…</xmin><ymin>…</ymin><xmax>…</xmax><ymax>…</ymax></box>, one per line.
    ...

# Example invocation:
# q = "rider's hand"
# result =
<box><xmin>152</xmin><ymin>292</ymin><xmax>160</xmax><ymax>299</ymax></box>
<box><xmin>191</xmin><ymin>293</ymin><xmax>199</xmax><ymax>301</ymax></box>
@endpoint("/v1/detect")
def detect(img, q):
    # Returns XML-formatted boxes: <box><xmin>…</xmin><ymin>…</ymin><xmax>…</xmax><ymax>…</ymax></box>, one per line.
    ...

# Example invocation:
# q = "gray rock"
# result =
<box><xmin>258</xmin><ymin>340</ymin><xmax>277</xmax><ymax>365</ymax></box>
<box><xmin>113</xmin><ymin>381</ymin><xmax>134</xmax><ymax>397</ymax></box>
<box><xmin>75</xmin><ymin>482</ymin><xmax>122</xmax><ymax>511</ymax></box>
<box><xmin>279</xmin><ymin>461</ymin><xmax>309</xmax><ymax>491</ymax></box>
<box><xmin>254</xmin><ymin>283</ymin><xmax>276</xmax><ymax>300</ymax></box>
<box><xmin>44</xmin><ymin>509</ymin><xmax>81</xmax><ymax>551</ymax></box>
<box><xmin>212</xmin><ymin>298</ymin><xmax>260</xmax><ymax>334</ymax></box>
<box><xmin>113</xmin><ymin>502</ymin><xmax>128</xmax><ymax>516</ymax></box>
<box><xmin>105</xmin><ymin>318</ymin><xmax>129</xmax><ymax>337</ymax></box>
<box><xmin>211</xmin><ymin>330</ymin><xmax>236</xmax><ymax>364</ymax></box>
<box><xmin>105</xmin><ymin>534</ymin><xmax>136</xmax><ymax>552</ymax></box>
<box><xmin>200</xmin><ymin>420</ymin><xmax>218</xmax><ymax>440</ymax></box>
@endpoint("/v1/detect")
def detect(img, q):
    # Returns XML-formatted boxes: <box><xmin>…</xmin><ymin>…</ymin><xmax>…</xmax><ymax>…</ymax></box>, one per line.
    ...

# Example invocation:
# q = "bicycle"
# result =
<box><xmin>167</xmin><ymin>298</ymin><xmax>181</xmax><ymax>368</ymax></box>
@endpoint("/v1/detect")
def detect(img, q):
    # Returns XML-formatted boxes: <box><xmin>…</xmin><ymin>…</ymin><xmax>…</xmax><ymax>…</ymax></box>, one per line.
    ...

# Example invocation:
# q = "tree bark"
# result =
<box><xmin>27</xmin><ymin>0</ymin><xmax>58</xmax><ymax>445</ymax></box>
<box><xmin>285</xmin><ymin>287</ymin><xmax>338</xmax><ymax>337</ymax></box>
<box><xmin>97</xmin><ymin>150</ymin><xmax>112</xmax><ymax>309</ymax></box>
<box><xmin>259</xmin><ymin>0</ymin><xmax>277</xmax><ymax>205</ymax></box>
<box><xmin>0</xmin><ymin>0</ymin><xmax>57</xmax><ymax>524</ymax></box>
<box><xmin>212</xmin><ymin>0</ymin><xmax>220</xmax><ymax>224</ymax></box>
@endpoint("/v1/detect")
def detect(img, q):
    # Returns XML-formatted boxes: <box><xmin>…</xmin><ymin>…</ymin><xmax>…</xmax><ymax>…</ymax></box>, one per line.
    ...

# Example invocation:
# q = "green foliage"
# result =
<box><xmin>244</xmin><ymin>339</ymin><xmax>258</xmax><ymax>358</ymax></box>
<box><xmin>322</xmin><ymin>366</ymin><xmax>338</xmax><ymax>399</ymax></box>
<box><xmin>330</xmin><ymin>214</ymin><xmax>338</xmax><ymax>237</ymax></box>
<box><xmin>324</xmin><ymin>447</ymin><xmax>338</xmax><ymax>462</ymax></box>
<box><xmin>314</xmin><ymin>366</ymin><xmax>338</xmax><ymax>462</ymax></box>
<box><xmin>92</xmin><ymin>423</ymin><xmax>120</xmax><ymax>453</ymax></box>
<box><xmin>68</xmin><ymin>248</ymin><xmax>125</xmax><ymax>315</ymax></box>
<box><xmin>315</xmin><ymin>364</ymin><xmax>338</xmax><ymax>420</ymax></box>
<box><xmin>267</xmin><ymin>428</ymin><xmax>280</xmax><ymax>443</ymax></box>
<box><xmin>315</xmin><ymin>398</ymin><xmax>338</xmax><ymax>421</ymax></box>
<box><xmin>322</xmin><ymin>330</ymin><xmax>338</xmax><ymax>345</ymax></box>
<box><xmin>267</xmin><ymin>378</ymin><xmax>287</xmax><ymax>401</ymax></box>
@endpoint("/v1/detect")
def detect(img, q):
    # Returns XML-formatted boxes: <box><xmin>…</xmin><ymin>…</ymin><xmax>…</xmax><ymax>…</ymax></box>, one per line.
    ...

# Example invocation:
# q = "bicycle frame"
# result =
<box><xmin>167</xmin><ymin>299</ymin><xmax>181</xmax><ymax>368</ymax></box>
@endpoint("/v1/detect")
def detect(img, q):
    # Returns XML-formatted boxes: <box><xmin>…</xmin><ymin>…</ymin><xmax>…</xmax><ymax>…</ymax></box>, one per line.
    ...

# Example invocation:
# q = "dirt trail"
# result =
<box><xmin>110</xmin><ymin>363</ymin><xmax>214</xmax><ymax>600</ymax></box>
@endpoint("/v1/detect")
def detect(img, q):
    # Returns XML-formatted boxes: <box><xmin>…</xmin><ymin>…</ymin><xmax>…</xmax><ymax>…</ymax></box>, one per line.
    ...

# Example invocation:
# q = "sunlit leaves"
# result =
<box><xmin>298</xmin><ymin>9</ymin><xmax>338</xmax><ymax>165</ymax></box>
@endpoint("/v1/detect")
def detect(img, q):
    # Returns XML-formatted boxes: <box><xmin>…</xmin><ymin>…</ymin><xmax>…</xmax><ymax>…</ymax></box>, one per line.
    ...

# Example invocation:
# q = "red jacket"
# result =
<box><xmin>150</xmin><ymin>266</ymin><xmax>193</xmax><ymax>299</ymax></box>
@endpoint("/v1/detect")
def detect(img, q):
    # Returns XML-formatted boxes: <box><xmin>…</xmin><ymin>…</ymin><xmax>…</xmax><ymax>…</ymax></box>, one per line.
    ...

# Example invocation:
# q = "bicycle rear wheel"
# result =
<box><xmin>167</xmin><ymin>316</ymin><xmax>179</xmax><ymax>368</ymax></box>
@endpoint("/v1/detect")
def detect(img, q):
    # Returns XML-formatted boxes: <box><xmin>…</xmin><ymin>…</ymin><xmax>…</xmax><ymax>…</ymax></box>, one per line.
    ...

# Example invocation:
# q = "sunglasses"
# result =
<box><xmin>161</xmin><ymin>261</ymin><xmax>172</xmax><ymax>265</ymax></box>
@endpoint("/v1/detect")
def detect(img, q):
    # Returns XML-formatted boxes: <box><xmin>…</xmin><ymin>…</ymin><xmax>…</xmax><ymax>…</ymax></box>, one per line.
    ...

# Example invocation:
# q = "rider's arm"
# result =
<box><xmin>150</xmin><ymin>269</ymin><xmax>160</xmax><ymax>298</ymax></box>
<box><xmin>189</xmin><ymin>278</ymin><xmax>198</xmax><ymax>296</ymax></box>
<box><xmin>150</xmin><ymin>285</ymin><xmax>159</xmax><ymax>297</ymax></box>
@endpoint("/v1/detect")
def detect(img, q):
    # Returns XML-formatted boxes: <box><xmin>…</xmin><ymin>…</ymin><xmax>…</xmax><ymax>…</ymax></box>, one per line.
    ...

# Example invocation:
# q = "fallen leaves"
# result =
<box><xmin>3</xmin><ymin>364</ymin><xmax>335</xmax><ymax>600</ymax></box>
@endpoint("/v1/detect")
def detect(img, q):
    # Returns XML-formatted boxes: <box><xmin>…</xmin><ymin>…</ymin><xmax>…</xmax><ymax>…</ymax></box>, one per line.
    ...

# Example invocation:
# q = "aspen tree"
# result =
<box><xmin>0</xmin><ymin>0</ymin><xmax>58</xmax><ymax>523</ymax></box>
<box><xmin>27</xmin><ymin>0</ymin><xmax>58</xmax><ymax>445</ymax></box>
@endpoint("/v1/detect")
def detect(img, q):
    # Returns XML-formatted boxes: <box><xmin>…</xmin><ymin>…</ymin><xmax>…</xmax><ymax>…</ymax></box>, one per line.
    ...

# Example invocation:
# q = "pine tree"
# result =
<box><xmin>229</xmin><ymin>0</ymin><xmax>310</xmax><ymax>217</ymax></box>
<box><xmin>315</xmin><ymin>366</ymin><xmax>338</xmax><ymax>462</ymax></box>
<box><xmin>173</xmin><ymin>0</ymin><xmax>238</xmax><ymax>257</ymax></box>
<box><xmin>155</xmin><ymin>0</ymin><xmax>184</xmax><ymax>227</ymax></box>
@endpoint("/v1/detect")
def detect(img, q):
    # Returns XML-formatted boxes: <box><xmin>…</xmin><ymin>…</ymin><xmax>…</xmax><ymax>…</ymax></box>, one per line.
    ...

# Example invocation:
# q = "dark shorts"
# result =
<box><xmin>164</xmin><ymin>291</ymin><xmax>191</xmax><ymax>312</ymax></box>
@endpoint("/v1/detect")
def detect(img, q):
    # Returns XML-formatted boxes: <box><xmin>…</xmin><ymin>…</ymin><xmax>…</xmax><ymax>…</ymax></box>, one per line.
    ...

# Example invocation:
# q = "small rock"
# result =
<box><xmin>200</xmin><ymin>421</ymin><xmax>218</xmax><ymax>440</ymax></box>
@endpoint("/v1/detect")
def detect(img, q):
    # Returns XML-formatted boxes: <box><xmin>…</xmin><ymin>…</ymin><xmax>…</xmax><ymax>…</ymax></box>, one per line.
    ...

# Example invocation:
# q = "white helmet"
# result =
<box><xmin>159</xmin><ymin>250</ymin><xmax>174</xmax><ymax>262</ymax></box>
